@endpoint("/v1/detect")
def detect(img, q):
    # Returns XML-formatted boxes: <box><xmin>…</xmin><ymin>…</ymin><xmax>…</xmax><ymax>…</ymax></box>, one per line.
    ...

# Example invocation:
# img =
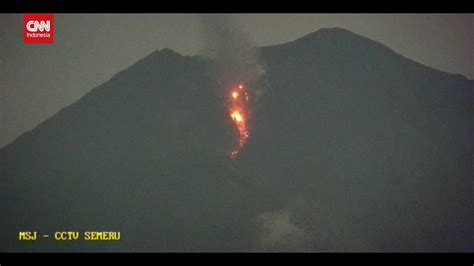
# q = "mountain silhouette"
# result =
<box><xmin>1</xmin><ymin>28</ymin><xmax>472</xmax><ymax>252</ymax></box>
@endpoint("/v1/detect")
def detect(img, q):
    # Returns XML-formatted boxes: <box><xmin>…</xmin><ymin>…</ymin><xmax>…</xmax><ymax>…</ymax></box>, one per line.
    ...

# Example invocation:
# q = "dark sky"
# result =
<box><xmin>0</xmin><ymin>14</ymin><xmax>472</xmax><ymax>147</ymax></box>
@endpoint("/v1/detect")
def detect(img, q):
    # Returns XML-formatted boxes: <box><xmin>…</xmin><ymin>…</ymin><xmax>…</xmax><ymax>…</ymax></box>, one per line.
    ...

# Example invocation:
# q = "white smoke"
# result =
<box><xmin>199</xmin><ymin>14</ymin><xmax>265</xmax><ymax>88</ymax></box>
<box><xmin>257</xmin><ymin>210</ymin><xmax>305</xmax><ymax>251</ymax></box>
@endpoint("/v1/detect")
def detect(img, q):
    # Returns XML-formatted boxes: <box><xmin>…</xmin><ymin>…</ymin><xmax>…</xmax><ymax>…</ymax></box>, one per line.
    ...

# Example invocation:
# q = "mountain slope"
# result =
<box><xmin>1</xmin><ymin>28</ymin><xmax>472</xmax><ymax>252</ymax></box>
<box><xmin>241</xmin><ymin>27</ymin><xmax>473</xmax><ymax>251</ymax></box>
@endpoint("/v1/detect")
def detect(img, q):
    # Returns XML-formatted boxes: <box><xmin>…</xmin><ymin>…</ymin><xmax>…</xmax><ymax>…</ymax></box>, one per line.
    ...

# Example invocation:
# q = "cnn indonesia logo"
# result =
<box><xmin>24</xmin><ymin>14</ymin><xmax>54</xmax><ymax>44</ymax></box>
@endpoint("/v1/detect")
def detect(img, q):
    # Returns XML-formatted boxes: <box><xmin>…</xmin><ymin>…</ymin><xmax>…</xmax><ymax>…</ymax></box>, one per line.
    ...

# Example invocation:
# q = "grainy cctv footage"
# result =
<box><xmin>0</xmin><ymin>14</ymin><xmax>472</xmax><ymax>253</ymax></box>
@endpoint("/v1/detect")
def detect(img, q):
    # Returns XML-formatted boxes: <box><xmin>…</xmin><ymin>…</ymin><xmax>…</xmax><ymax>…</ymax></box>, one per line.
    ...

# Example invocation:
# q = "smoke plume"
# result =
<box><xmin>199</xmin><ymin>15</ymin><xmax>265</xmax><ymax>88</ymax></box>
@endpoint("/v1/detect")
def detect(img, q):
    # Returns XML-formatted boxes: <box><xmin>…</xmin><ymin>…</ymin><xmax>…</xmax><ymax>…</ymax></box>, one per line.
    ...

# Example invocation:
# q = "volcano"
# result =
<box><xmin>1</xmin><ymin>28</ymin><xmax>473</xmax><ymax>252</ymax></box>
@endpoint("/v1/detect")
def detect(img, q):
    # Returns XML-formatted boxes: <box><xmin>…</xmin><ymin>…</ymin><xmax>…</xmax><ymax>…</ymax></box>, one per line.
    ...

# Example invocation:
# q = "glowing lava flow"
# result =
<box><xmin>229</xmin><ymin>84</ymin><xmax>250</xmax><ymax>159</ymax></box>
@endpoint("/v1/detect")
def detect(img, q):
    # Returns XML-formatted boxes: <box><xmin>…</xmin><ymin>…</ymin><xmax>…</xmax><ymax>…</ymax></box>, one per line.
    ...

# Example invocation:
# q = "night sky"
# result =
<box><xmin>0</xmin><ymin>14</ymin><xmax>472</xmax><ymax>147</ymax></box>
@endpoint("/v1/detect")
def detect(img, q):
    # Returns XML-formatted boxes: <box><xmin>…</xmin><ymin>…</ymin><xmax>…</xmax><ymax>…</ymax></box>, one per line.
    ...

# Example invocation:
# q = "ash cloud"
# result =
<box><xmin>257</xmin><ymin>209</ymin><xmax>306</xmax><ymax>251</ymax></box>
<box><xmin>199</xmin><ymin>15</ymin><xmax>265</xmax><ymax>88</ymax></box>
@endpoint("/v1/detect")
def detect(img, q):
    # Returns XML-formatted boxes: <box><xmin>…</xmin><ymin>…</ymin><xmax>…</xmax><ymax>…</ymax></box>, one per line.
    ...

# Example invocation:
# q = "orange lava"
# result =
<box><xmin>229</xmin><ymin>84</ymin><xmax>250</xmax><ymax>159</ymax></box>
<box><xmin>232</xmin><ymin>91</ymin><xmax>239</xmax><ymax>99</ymax></box>
<box><xmin>231</xmin><ymin>111</ymin><xmax>243</xmax><ymax>122</ymax></box>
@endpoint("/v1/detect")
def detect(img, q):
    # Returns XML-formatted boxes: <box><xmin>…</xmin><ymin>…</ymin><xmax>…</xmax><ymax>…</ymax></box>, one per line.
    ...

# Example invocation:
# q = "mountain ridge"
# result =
<box><xmin>2</xmin><ymin>27</ymin><xmax>471</xmax><ymax>152</ymax></box>
<box><xmin>261</xmin><ymin>27</ymin><xmax>472</xmax><ymax>81</ymax></box>
<box><xmin>1</xmin><ymin>27</ymin><xmax>472</xmax><ymax>252</ymax></box>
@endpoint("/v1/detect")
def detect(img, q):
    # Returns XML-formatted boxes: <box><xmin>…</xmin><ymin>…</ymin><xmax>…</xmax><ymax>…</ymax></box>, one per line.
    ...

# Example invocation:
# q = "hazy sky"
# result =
<box><xmin>0</xmin><ymin>14</ymin><xmax>472</xmax><ymax>147</ymax></box>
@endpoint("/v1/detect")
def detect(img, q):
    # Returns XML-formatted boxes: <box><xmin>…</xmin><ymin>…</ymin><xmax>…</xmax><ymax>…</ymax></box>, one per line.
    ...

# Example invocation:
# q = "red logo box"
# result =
<box><xmin>24</xmin><ymin>14</ymin><xmax>54</xmax><ymax>44</ymax></box>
